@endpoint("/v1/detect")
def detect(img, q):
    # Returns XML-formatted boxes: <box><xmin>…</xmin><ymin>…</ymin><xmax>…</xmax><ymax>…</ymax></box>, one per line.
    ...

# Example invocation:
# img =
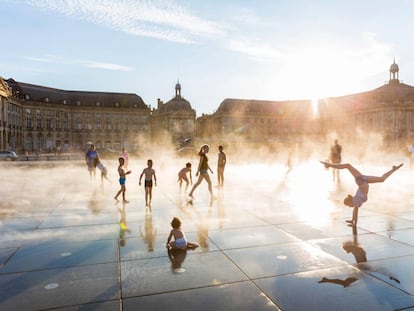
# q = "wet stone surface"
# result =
<box><xmin>1</xmin><ymin>160</ymin><xmax>414</xmax><ymax>310</ymax></box>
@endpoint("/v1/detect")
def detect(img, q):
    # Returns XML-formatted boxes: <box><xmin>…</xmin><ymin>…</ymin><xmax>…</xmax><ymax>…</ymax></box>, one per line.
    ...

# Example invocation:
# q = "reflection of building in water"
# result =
<box><xmin>3</xmin><ymin>60</ymin><xmax>414</xmax><ymax>151</ymax></box>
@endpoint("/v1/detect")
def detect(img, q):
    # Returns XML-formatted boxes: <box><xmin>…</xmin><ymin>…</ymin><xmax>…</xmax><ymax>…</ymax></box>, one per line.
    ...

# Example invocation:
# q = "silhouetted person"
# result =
<box><xmin>329</xmin><ymin>139</ymin><xmax>342</xmax><ymax>182</ymax></box>
<box><xmin>217</xmin><ymin>145</ymin><xmax>226</xmax><ymax>187</ymax></box>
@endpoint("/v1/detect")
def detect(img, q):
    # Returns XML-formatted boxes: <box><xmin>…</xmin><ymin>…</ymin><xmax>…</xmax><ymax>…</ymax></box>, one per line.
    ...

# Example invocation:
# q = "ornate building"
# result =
<box><xmin>0</xmin><ymin>77</ymin><xmax>21</xmax><ymax>151</ymax></box>
<box><xmin>151</xmin><ymin>81</ymin><xmax>196</xmax><ymax>147</ymax></box>
<box><xmin>197</xmin><ymin>98</ymin><xmax>316</xmax><ymax>144</ymax></box>
<box><xmin>318</xmin><ymin>60</ymin><xmax>414</xmax><ymax>145</ymax></box>
<box><xmin>2</xmin><ymin>60</ymin><xmax>414</xmax><ymax>153</ymax></box>
<box><xmin>198</xmin><ymin>60</ymin><xmax>414</xmax><ymax>149</ymax></box>
<box><xmin>5</xmin><ymin>79</ymin><xmax>151</xmax><ymax>152</ymax></box>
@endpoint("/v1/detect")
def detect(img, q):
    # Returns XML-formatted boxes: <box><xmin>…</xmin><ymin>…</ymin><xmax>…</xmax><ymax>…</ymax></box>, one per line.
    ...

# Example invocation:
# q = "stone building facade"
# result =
<box><xmin>197</xmin><ymin>61</ymin><xmax>414</xmax><ymax>149</ymax></box>
<box><xmin>151</xmin><ymin>81</ymin><xmax>196</xmax><ymax>147</ymax></box>
<box><xmin>5</xmin><ymin>79</ymin><xmax>151</xmax><ymax>152</ymax></box>
<box><xmin>2</xmin><ymin>60</ymin><xmax>414</xmax><ymax>153</ymax></box>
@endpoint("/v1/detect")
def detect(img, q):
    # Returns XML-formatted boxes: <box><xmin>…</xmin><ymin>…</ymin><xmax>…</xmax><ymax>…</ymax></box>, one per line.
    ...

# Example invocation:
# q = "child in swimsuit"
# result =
<box><xmin>114</xmin><ymin>157</ymin><xmax>131</xmax><ymax>203</ymax></box>
<box><xmin>178</xmin><ymin>162</ymin><xmax>192</xmax><ymax>192</ymax></box>
<box><xmin>321</xmin><ymin>161</ymin><xmax>403</xmax><ymax>227</ymax></box>
<box><xmin>166</xmin><ymin>217</ymin><xmax>199</xmax><ymax>250</ymax></box>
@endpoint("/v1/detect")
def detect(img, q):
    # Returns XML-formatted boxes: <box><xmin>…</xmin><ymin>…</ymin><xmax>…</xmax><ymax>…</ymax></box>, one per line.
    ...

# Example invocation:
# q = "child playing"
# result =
<box><xmin>114</xmin><ymin>157</ymin><xmax>131</xmax><ymax>203</ymax></box>
<box><xmin>94</xmin><ymin>156</ymin><xmax>110</xmax><ymax>183</ymax></box>
<box><xmin>139</xmin><ymin>159</ymin><xmax>157</xmax><ymax>206</ymax></box>
<box><xmin>166</xmin><ymin>217</ymin><xmax>199</xmax><ymax>250</ymax></box>
<box><xmin>178</xmin><ymin>162</ymin><xmax>192</xmax><ymax>192</ymax></box>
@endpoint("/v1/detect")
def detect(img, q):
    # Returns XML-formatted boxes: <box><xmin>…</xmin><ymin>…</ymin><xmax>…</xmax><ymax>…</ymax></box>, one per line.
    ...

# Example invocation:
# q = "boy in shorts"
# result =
<box><xmin>114</xmin><ymin>157</ymin><xmax>131</xmax><ymax>203</ymax></box>
<box><xmin>139</xmin><ymin>159</ymin><xmax>157</xmax><ymax>207</ymax></box>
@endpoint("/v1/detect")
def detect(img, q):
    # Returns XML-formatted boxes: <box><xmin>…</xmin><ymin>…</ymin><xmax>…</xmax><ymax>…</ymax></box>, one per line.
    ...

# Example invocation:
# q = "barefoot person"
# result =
<box><xmin>178</xmin><ymin>162</ymin><xmax>192</xmax><ymax>192</ymax></box>
<box><xmin>114</xmin><ymin>157</ymin><xmax>131</xmax><ymax>203</ymax></box>
<box><xmin>217</xmin><ymin>145</ymin><xmax>226</xmax><ymax>188</ymax></box>
<box><xmin>320</xmin><ymin>161</ymin><xmax>403</xmax><ymax>227</ymax></box>
<box><xmin>139</xmin><ymin>159</ymin><xmax>157</xmax><ymax>207</ymax></box>
<box><xmin>188</xmin><ymin>144</ymin><xmax>214</xmax><ymax>203</ymax></box>
<box><xmin>166</xmin><ymin>217</ymin><xmax>199</xmax><ymax>250</ymax></box>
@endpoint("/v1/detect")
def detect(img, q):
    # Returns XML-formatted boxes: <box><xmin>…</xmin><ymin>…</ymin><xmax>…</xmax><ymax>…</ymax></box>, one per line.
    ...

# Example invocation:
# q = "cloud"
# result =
<box><xmin>24</xmin><ymin>54</ymin><xmax>135</xmax><ymax>72</ymax></box>
<box><xmin>85</xmin><ymin>62</ymin><xmax>134</xmax><ymax>71</ymax></box>
<box><xmin>24</xmin><ymin>0</ymin><xmax>225</xmax><ymax>44</ymax></box>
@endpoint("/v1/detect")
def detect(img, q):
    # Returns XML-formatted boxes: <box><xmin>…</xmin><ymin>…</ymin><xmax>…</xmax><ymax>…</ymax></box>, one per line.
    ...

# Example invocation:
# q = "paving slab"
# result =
<box><xmin>1</xmin><ymin>161</ymin><xmax>414</xmax><ymax>310</ymax></box>
<box><xmin>123</xmin><ymin>281</ymin><xmax>281</xmax><ymax>311</ymax></box>
<box><xmin>0</xmin><ymin>263</ymin><xmax>119</xmax><ymax>311</ymax></box>
<box><xmin>255</xmin><ymin>265</ymin><xmax>414</xmax><ymax>311</ymax></box>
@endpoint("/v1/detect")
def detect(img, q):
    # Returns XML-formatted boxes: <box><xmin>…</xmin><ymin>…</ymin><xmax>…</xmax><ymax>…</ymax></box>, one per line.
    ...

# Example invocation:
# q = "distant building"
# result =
<box><xmin>197</xmin><ymin>60</ymin><xmax>414</xmax><ymax>149</ymax></box>
<box><xmin>198</xmin><ymin>98</ymin><xmax>315</xmax><ymax>144</ymax></box>
<box><xmin>318</xmin><ymin>59</ymin><xmax>414</xmax><ymax>146</ymax></box>
<box><xmin>0</xmin><ymin>77</ymin><xmax>15</xmax><ymax>150</ymax></box>
<box><xmin>6</xmin><ymin>79</ymin><xmax>151</xmax><ymax>152</ymax></box>
<box><xmin>151</xmin><ymin>81</ymin><xmax>196</xmax><ymax>148</ymax></box>
<box><xmin>2</xmin><ymin>60</ymin><xmax>414</xmax><ymax>153</ymax></box>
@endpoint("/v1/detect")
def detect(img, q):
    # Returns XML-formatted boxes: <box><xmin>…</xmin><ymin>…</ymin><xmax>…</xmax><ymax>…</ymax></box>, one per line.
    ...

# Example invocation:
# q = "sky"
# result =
<box><xmin>1</xmin><ymin>0</ymin><xmax>414</xmax><ymax>116</ymax></box>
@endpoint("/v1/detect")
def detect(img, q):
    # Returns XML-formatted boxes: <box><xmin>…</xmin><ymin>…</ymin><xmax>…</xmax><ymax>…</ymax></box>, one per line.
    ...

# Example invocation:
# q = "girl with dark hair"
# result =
<box><xmin>188</xmin><ymin>145</ymin><xmax>214</xmax><ymax>202</ymax></box>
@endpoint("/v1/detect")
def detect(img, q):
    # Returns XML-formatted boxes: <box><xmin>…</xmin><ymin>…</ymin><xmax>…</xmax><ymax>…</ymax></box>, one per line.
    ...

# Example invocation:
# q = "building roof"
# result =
<box><xmin>323</xmin><ymin>80</ymin><xmax>414</xmax><ymax>112</ymax></box>
<box><xmin>6</xmin><ymin>79</ymin><xmax>149</xmax><ymax>109</ymax></box>
<box><xmin>160</xmin><ymin>95</ymin><xmax>193</xmax><ymax>112</ymax></box>
<box><xmin>216</xmin><ymin>98</ymin><xmax>312</xmax><ymax>116</ymax></box>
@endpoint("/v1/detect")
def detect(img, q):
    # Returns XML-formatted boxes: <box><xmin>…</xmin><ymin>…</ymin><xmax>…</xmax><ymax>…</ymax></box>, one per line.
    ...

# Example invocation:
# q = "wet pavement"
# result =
<box><xmin>1</xmin><ymin>159</ymin><xmax>414</xmax><ymax>310</ymax></box>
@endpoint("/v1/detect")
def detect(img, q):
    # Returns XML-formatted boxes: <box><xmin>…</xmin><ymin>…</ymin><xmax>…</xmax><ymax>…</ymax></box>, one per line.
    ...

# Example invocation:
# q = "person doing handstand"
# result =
<box><xmin>321</xmin><ymin>161</ymin><xmax>403</xmax><ymax>227</ymax></box>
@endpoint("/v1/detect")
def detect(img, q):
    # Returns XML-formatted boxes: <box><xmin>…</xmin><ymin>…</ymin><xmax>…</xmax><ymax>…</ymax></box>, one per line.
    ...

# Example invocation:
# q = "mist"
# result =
<box><xmin>0</xmin><ymin>133</ymin><xmax>411</xmax><ymax>248</ymax></box>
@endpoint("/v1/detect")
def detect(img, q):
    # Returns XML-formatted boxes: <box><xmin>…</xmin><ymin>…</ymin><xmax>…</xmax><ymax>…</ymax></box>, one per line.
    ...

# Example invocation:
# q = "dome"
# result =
<box><xmin>390</xmin><ymin>61</ymin><xmax>399</xmax><ymax>73</ymax></box>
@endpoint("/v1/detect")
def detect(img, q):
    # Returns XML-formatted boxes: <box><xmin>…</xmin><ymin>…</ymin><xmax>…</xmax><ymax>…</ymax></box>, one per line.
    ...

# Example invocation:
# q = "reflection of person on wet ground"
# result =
<box><xmin>217</xmin><ymin>145</ymin><xmax>226</xmax><ymax>188</ymax></box>
<box><xmin>114</xmin><ymin>157</ymin><xmax>131</xmax><ymax>203</ymax></box>
<box><xmin>168</xmin><ymin>248</ymin><xmax>187</xmax><ymax>273</ymax></box>
<box><xmin>178</xmin><ymin>162</ymin><xmax>192</xmax><ymax>193</ymax></box>
<box><xmin>188</xmin><ymin>145</ymin><xmax>214</xmax><ymax>203</ymax></box>
<box><xmin>166</xmin><ymin>217</ymin><xmax>199</xmax><ymax>250</ymax></box>
<box><xmin>94</xmin><ymin>156</ymin><xmax>110</xmax><ymax>183</ymax></box>
<box><xmin>343</xmin><ymin>228</ymin><xmax>367</xmax><ymax>263</ymax></box>
<box><xmin>118</xmin><ymin>202</ymin><xmax>131</xmax><ymax>247</ymax></box>
<box><xmin>318</xmin><ymin>277</ymin><xmax>358</xmax><ymax>287</ymax></box>
<box><xmin>139</xmin><ymin>159</ymin><xmax>157</xmax><ymax>207</ymax></box>
<box><xmin>329</xmin><ymin>139</ymin><xmax>342</xmax><ymax>182</ymax></box>
<box><xmin>140</xmin><ymin>213</ymin><xmax>157</xmax><ymax>252</ymax></box>
<box><xmin>320</xmin><ymin>162</ymin><xmax>403</xmax><ymax>227</ymax></box>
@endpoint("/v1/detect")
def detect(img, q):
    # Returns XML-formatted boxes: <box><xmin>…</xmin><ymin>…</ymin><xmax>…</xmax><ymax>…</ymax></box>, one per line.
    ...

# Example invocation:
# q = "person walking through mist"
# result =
<box><xmin>320</xmin><ymin>161</ymin><xmax>403</xmax><ymax>227</ymax></box>
<box><xmin>217</xmin><ymin>145</ymin><xmax>226</xmax><ymax>188</ymax></box>
<box><xmin>188</xmin><ymin>145</ymin><xmax>214</xmax><ymax>203</ymax></box>
<box><xmin>329</xmin><ymin>139</ymin><xmax>342</xmax><ymax>182</ymax></box>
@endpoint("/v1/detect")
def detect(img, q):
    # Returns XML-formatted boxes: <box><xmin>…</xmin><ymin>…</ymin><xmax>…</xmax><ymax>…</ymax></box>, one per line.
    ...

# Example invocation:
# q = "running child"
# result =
<box><xmin>178</xmin><ymin>162</ymin><xmax>192</xmax><ymax>192</ymax></box>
